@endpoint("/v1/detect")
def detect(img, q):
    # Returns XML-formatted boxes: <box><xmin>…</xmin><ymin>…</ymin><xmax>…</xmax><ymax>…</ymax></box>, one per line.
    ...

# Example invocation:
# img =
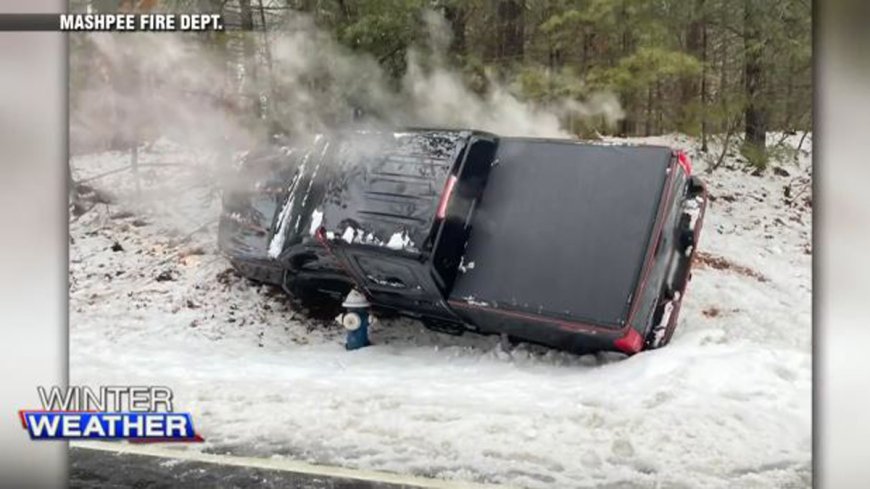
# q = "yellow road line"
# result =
<box><xmin>71</xmin><ymin>441</ymin><xmax>509</xmax><ymax>489</ymax></box>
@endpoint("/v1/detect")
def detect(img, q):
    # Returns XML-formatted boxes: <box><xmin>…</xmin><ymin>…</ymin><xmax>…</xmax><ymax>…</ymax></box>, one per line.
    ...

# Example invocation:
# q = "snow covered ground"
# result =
<box><xmin>69</xmin><ymin>133</ymin><xmax>812</xmax><ymax>488</ymax></box>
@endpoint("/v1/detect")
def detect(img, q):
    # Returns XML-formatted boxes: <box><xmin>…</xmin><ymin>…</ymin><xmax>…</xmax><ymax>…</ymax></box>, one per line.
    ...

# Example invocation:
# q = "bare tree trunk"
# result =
<box><xmin>496</xmin><ymin>0</ymin><xmax>524</xmax><ymax>63</ymax></box>
<box><xmin>681</xmin><ymin>0</ymin><xmax>704</xmax><ymax>134</ymax></box>
<box><xmin>795</xmin><ymin>130</ymin><xmax>809</xmax><ymax>161</ymax></box>
<box><xmin>743</xmin><ymin>0</ymin><xmax>767</xmax><ymax>161</ymax></box>
<box><xmin>645</xmin><ymin>86</ymin><xmax>653</xmax><ymax>136</ymax></box>
<box><xmin>784</xmin><ymin>51</ymin><xmax>796</xmax><ymax>132</ymax></box>
<box><xmin>700</xmin><ymin>2</ymin><xmax>709</xmax><ymax>152</ymax></box>
<box><xmin>444</xmin><ymin>2</ymin><xmax>467</xmax><ymax>56</ymax></box>
<box><xmin>718</xmin><ymin>32</ymin><xmax>729</xmax><ymax>136</ymax></box>
<box><xmin>257</xmin><ymin>0</ymin><xmax>278</xmax><ymax>134</ymax></box>
<box><xmin>656</xmin><ymin>82</ymin><xmax>664</xmax><ymax>135</ymax></box>
<box><xmin>238</xmin><ymin>0</ymin><xmax>262</xmax><ymax>119</ymax></box>
<box><xmin>581</xmin><ymin>32</ymin><xmax>592</xmax><ymax>73</ymax></box>
<box><xmin>710</xmin><ymin>116</ymin><xmax>740</xmax><ymax>172</ymax></box>
<box><xmin>336</xmin><ymin>0</ymin><xmax>352</xmax><ymax>21</ymax></box>
<box><xmin>618</xmin><ymin>0</ymin><xmax>635</xmax><ymax>136</ymax></box>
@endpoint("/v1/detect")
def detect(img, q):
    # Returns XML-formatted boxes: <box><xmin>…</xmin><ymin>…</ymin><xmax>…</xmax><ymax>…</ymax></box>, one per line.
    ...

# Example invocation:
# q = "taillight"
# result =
<box><xmin>314</xmin><ymin>226</ymin><xmax>327</xmax><ymax>245</ymax></box>
<box><xmin>436</xmin><ymin>175</ymin><xmax>457</xmax><ymax>219</ymax></box>
<box><xmin>613</xmin><ymin>328</ymin><xmax>643</xmax><ymax>354</ymax></box>
<box><xmin>677</xmin><ymin>151</ymin><xmax>692</xmax><ymax>176</ymax></box>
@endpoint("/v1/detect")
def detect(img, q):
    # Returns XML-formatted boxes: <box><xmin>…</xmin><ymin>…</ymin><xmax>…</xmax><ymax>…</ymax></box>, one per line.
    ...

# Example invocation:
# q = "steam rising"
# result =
<box><xmin>70</xmin><ymin>10</ymin><xmax>623</xmax><ymax>155</ymax></box>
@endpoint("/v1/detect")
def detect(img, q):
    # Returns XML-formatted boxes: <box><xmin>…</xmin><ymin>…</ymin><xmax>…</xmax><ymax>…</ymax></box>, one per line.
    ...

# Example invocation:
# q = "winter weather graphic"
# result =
<box><xmin>20</xmin><ymin>386</ymin><xmax>203</xmax><ymax>442</ymax></box>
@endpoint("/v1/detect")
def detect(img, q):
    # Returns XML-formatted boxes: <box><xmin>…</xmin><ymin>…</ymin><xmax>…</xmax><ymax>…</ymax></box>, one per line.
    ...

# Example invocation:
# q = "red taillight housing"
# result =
<box><xmin>436</xmin><ymin>175</ymin><xmax>458</xmax><ymax>219</ymax></box>
<box><xmin>314</xmin><ymin>226</ymin><xmax>327</xmax><ymax>245</ymax></box>
<box><xmin>677</xmin><ymin>151</ymin><xmax>692</xmax><ymax>176</ymax></box>
<box><xmin>614</xmin><ymin>328</ymin><xmax>643</xmax><ymax>354</ymax></box>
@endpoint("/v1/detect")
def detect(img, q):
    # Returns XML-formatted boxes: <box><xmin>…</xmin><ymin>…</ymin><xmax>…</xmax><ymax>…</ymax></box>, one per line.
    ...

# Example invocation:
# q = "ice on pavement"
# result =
<box><xmin>69</xmin><ymin>133</ymin><xmax>812</xmax><ymax>488</ymax></box>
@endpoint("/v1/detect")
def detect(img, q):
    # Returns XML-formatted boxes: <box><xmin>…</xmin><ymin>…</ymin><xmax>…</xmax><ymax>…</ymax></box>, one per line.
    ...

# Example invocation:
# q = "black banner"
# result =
<box><xmin>0</xmin><ymin>13</ymin><xmax>230</xmax><ymax>32</ymax></box>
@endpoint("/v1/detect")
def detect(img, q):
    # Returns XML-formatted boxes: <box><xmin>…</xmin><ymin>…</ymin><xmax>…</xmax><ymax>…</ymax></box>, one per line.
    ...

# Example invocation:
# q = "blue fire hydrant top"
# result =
<box><xmin>340</xmin><ymin>289</ymin><xmax>371</xmax><ymax>351</ymax></box>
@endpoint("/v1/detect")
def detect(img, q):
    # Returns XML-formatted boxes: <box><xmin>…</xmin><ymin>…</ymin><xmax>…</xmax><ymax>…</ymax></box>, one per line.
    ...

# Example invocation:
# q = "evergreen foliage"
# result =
<box><xmin>69</xmin><ymin>0</ymin><xmax>812</xmax><ymax>169</ymax></box>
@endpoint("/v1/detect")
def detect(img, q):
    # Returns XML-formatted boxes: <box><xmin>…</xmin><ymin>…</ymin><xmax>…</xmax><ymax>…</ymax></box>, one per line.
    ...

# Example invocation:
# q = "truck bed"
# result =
<box><xmin>449</xmin><ymin>139</ymin><xmax>673</xmax><ymax>328</ymax></box>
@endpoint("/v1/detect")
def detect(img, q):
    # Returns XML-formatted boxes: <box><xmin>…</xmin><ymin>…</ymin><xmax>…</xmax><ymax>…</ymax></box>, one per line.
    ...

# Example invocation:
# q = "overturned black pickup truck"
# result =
<box><xmin>218</xmin><ymin>128</ymin><xmax>707</xmax><ymax>354</ymax></box>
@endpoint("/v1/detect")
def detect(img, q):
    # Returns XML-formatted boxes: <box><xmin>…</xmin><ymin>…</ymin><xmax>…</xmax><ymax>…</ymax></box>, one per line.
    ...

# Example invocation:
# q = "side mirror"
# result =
<box><xmin>686</xmin><ymin>175</ymin><xmax>705</xmax><ymax>199</ymax></box>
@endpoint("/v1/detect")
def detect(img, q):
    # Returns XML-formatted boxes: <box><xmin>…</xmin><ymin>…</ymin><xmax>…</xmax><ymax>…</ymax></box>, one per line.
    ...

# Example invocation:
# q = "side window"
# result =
<box><xmin>456</xmin><ymin>139</ymin><xmax>496</xmax><ymax>201</ymax></box>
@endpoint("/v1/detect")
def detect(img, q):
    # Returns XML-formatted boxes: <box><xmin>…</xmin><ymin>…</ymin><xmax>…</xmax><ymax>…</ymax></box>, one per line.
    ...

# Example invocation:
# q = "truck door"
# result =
<box><xmin>329</xmin><ymin>246</ymin><xmax>456</xmax><ymax>320</ymax></box>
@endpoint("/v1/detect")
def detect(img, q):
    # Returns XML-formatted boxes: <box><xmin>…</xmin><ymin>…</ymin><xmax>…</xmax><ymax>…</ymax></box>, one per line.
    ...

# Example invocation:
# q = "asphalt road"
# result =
<box><xmin>69</xmin><ymin>447</ymin><xmax>423</xmax><ymax>489</ymax></box>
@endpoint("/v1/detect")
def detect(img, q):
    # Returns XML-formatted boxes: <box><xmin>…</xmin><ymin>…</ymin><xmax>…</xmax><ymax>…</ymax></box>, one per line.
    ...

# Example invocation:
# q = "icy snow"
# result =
<box><xmin>268</xmin><ymin>195</ymin><xmax>294</xmax><ymax>258</ymax></box>
<box><xmin>268</xmin><ymin>162</ymin><xmax>305</xmax><ymax>258</ymax></box>
<box><xmin>342</xmin><ymin>226</ymin><xmax>356</xmax><ymax>244</ymax></box>
<box><xmin>309</xmin><ymin>209</ymin><xmax>324</xmax><ymax>236</ymax></box>
<box><xmin>463</xmin><ymin>295</ymin><xmax>491</xmax><ymax>307</ymax></box>
<box><xmin>69</xmin><ymin>134</ymin><xmax>812</xmax><ymax>488</ymax></box>
<box><xmin>386</xmin><ymin>231</ymin><xmax>412</xmax><ymax>250</ymax></box>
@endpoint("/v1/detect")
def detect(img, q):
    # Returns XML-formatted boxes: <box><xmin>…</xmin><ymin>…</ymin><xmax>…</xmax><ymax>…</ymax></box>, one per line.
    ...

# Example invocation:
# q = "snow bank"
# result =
<box><xmin>69</xmin><ymin>134</ymin><xmax>812</xmax><ymax>488</ymax></box>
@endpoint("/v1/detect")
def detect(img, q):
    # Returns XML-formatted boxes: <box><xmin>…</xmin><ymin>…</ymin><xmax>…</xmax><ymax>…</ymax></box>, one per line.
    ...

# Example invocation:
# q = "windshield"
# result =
<box><xmin>430</xmin><ymin>136</ymin><xmax>498</xmax><ymax>292</ymax></box>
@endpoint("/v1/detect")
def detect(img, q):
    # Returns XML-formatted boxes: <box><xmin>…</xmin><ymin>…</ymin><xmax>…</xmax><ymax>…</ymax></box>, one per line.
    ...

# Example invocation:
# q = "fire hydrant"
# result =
<box><xmin>338</xmin><ymin>288</ymin><xmax>372</xmax><ymax>350</ymax></box>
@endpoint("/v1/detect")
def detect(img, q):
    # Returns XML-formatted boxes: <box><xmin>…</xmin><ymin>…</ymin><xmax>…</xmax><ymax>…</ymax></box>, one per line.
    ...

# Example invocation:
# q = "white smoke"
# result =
<box><xmin>70</xmin><ymin>9</ymin><xmax>623</xmax><ymax>154</ymax></box>
<box><xmin>401</xmin><ymin>10</ymin><xmax>623</xmax><ymax>137</ymax></box>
